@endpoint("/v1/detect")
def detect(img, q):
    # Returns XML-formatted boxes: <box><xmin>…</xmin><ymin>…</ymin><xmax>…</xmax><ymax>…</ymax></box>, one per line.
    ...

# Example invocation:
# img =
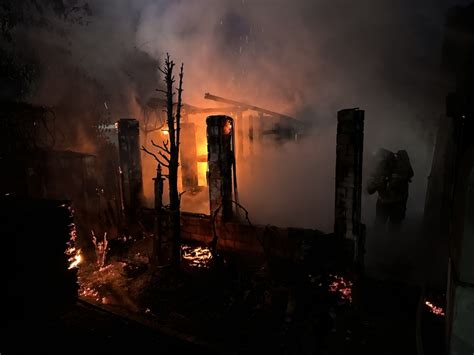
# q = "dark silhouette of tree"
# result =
<box><xmin>142</xmin><ymin>53</ymin><xmax>184</xmax><ymax>268</ymax></box>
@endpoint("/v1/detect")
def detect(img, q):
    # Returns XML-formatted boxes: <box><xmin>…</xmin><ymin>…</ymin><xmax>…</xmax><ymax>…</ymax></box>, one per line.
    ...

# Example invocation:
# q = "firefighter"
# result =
<box><xmin>367</xmin><ymin>148</ymin><xmax>414</xmax><ymax>230</ymax></box>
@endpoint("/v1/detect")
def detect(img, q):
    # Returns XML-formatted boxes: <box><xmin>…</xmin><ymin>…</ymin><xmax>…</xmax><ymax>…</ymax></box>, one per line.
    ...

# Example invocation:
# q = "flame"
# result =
<box><xmin>65</xmin><ymin>222</ymin><xmax>82</xmax><ymax>269</ymax></box>
<box><xmin>196</xmin><ymin>138</ymin><xmax>208</xmax><ymax>186</ymax></box>
<box><xmin>328</xmin><ymin>274</ymin><xmax>353</xmax><ymax>304</ymax></box>
<box><xmin>425</xmin><ymin>300</ymin><xmax>445</xmax><ymax>316</ymax></box>
<box><xmin>197</xmin><ymin>162</ymin><xmax>207</xmax><ymax>186</ymax></box>
<box><xmin>182</xmin><ymin>244</ymin><xmax>213</xmax><ymax>268</ymax></box>
<box><xmin>68</xmin><ymin>250</ymin><xmax>82</xmax><ymax>269</ymax></box>
<box><xmin>223</xmin><ymin>121</ymin><xmax>232</xmax><ymax>135</ymax></box>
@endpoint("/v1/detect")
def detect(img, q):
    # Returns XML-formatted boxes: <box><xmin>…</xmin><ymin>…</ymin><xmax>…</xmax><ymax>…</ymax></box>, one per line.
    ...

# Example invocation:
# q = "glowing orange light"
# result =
<box><xmin>223</xmin><ymin>121</ymin><xmax>232</xmax><ymax>135</ymax></box>
<box><xmin>68</xmin><ymin>251</ymin><xmax>82</xmax><ymax>269</ymax></box>
<box><xmin>182</xmin><ymin>244</ymin><xmax>213</xmax><ymax>268</ymax></box>
<box><xmin>425</xmin><ymin>300</ymin><xmax>445</xmax><ymax>316</ymax></box>
<box><xmin>328</xmin><ymin>274</ymin><xmax>353</xmax><ymax>304</ymax></box>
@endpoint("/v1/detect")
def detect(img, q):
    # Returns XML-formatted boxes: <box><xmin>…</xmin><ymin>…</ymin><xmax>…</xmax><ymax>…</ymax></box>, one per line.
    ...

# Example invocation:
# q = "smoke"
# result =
<box><xmin>6</xmin><ymin>0</ymin><xmax>472</xmax><ymax>234</ymax></box>
<box><xmin>133</xmin><ymin>0</ymin><xmax>466</xmax><ymax>230</ymax></box>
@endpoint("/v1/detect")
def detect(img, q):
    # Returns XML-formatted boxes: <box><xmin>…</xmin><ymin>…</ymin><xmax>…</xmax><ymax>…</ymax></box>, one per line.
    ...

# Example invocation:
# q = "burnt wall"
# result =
<box><xmin>180</xmin><ymin>212</ymin><xmax>350</xmax><ymax>270</ymax></box>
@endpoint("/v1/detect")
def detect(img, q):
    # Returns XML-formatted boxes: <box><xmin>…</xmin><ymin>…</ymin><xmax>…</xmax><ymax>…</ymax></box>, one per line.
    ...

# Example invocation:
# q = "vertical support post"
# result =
<box><xmin>248</xmin><ymin>114</ymin><xmax>254</xmax><ymax>156</ymax></box>
<box><xmin>180</xmin><ymin>122</ymin><xmax>199</xmax><ymax>191</ymax></box>
<box><xmin>207</xmin><ymin>115</ymin><xmax>234</xmax><ymax>221</ymax></box>
<box><xmin>237</xmin><ymin>111</ymin><xmax>244</xmax><ymax>161</ymax></box>
<box><xmin>257</xmin><ymin>112</ymin><xmax>264</xmax><ymax>153</ymax></box>
<box><xmin>334</xmin><ymin>108</ymin><xmax>365</xmax><ymax>264</ymax></box>
<box><xmin>117</xmin><ymin>119</ymin><xmax>143</xmax><ymax>222</ymax></box>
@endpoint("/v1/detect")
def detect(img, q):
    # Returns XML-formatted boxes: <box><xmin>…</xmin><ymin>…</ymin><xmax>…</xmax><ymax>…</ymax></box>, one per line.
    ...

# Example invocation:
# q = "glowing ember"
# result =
<box><xmin>65</xmin><ymin>222</ymin><xmax>82</xmax><ymax>269</ymax></box>
<box><xmin>328</xmin><ymin>274</ymin><xmax>353</xmax><ymax>304</ymax></box>
<box><xmin>425</xmin><ymin>300</ymin><xmax>445</xmax><ymax>316</ymax></box>
<box><xmin>182</xmin><ymin>244</ymin><xmax>213</xmax><ymax>268</ymax></box>
<box><xmin>68</xmin><ymin>251</ymin><xmax>82</xmax><ymax>269</ymax></box>
<box><xmin>79</xmin><ymin>285</ymin><xmax>101</xmax><ymax>302</ymax></box>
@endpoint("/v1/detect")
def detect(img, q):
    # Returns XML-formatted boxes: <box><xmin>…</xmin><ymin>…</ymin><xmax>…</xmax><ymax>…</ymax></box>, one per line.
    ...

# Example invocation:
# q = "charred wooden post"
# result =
<box><xmin>117</xmin><ymin>118</ymin><xmax>144</xmax><ymax>221</ymax></box>
<box><xmin>207</xmin><ymin>115</ymin><xmax>234</xmax><ymax>221</ymax></box>
<box><xmin>180</xmin><ymin>122</ymin><xmax>199</xmax><ymax>191</ymax></box>
<box><xmin>334</xmin><ymin>108</ymin><xmax>365</xmax><ymax>265</ymax></box>
<box><xmin>152</xmin><ymin>164</ymin><xmax>165</xmax><ymax>265</ymax></box>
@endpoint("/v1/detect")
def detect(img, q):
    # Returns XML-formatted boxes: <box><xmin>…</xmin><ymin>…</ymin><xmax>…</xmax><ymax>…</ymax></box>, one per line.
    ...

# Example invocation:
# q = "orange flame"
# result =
<box><xmin>66</xmin><ymin>222</ymin><xmax>82</xmax><ymax>269</ymax></box>
<box><xmin>182</xmin><ymin>244</ymin><xmax>213</xmax><ymax>268</ymax></box>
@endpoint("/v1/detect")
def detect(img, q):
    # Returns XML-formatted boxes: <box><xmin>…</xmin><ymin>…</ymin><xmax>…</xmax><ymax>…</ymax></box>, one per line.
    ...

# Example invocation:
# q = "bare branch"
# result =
<box><xmin>141</xmin><ymin>146</ymin><xmax>169</xmax><ymax>167</ymax></box>
<box><xmin>151</xmin><ymin>139</ymin><xmax>170</xmax><ymax>154</ymax></box>
<box><xmin>158</xmin><ymin>151</ymin><xmax>170</xmax><ymax>163</ymax></box>
<box><xmin>157</xmin><ymin>67</ymin><xmax>167</xmax><ymax>76</ymax></box>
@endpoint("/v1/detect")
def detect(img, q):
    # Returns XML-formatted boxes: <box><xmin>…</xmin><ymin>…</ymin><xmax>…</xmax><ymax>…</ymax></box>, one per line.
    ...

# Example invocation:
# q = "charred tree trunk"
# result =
<box><xmin>142</xmin><ymin>53</ymin><xmax>184</xmax><ymax>269</ymax></box>
<box><xmin>152</xmin><ymin>164</ymin><xmax>164</xmax><ymax>265</ymax></box>
<box><xmin>168</xmin><ymin>60</ymin><xmax>183</xmax><ymax>268</ymax></box>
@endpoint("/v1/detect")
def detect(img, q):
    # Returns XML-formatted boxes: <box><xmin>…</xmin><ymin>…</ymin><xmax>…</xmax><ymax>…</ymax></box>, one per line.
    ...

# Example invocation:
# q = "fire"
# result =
<box><xmin>425</xmin><ymin>300</ymin><xmax>445</xmax><ymax>316</ymax></box>
<box><xmin>68</xmin><ymin>249</ymin><xmax>82</xmax><ymax>269</ymax></box>
<box><xmin>196</xmin><ymin>138</ymin><xmax>208</xmax><ymax>187</ymax></box>
<box><xmin>223</xmin><ymin>121</ymin><xmax>232</xmax><ymax>135</ymax></box>
<box><xmin>197</xmin><ymin>162</ymin><xmax>207</xmax><ymax>186</ymax></box>
<box><xmin>65</xmin><ymin>222</ymin><xmax>82</xmax><ymax>269</ymax></box>
<box><xmin>182</xmin><ymin>244</ymin><xmax>213</xmax><ymax>268</ymax></box>
<box><xmin>328</xmin><ymin>274</ymin><xmax>353</xmax><ymax>304</ymax></box>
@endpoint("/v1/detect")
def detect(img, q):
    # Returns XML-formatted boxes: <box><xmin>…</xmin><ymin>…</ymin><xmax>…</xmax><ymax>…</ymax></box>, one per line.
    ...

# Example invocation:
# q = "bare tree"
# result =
<box><xmin>142</xmin><ymin>53</ymin><xmax>183</xmax><ymax>268</ymax></box>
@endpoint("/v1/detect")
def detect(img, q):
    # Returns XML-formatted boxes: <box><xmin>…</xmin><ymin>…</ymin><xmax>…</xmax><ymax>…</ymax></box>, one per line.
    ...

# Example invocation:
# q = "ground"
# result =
<box><xmin>69</xmin><ymin>234</ymin><xmax>446</xmax><ymax>355</ymax></box>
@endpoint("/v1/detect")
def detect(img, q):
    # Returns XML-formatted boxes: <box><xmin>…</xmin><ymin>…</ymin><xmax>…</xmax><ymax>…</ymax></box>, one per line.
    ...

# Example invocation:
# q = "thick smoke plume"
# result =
<box><xmin>6</xmin><ymin>0</ymin><xmax>472</xmax><ymax>234</ymax></box>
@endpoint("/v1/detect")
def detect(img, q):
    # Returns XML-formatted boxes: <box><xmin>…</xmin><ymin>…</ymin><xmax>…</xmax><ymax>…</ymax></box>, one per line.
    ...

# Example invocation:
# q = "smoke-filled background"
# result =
<box><xmin>2</xmin><ymin>0</ymin><xmax>472</xmax><ymax>278</ymax></box>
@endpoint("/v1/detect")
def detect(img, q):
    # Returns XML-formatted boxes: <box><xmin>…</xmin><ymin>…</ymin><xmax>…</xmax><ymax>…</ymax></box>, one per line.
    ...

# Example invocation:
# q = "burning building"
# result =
<box><xmin>2</xmin><ymin>1</ymin><xmax>474</xmax><ymax>353</ymax></box>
